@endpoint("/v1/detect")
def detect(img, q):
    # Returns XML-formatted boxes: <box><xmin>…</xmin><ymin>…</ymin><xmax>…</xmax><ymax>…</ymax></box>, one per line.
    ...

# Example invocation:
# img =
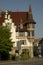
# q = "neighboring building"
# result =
<box><xmin>38</xmin><ymin>38</ymin><xmax>43</xmax><ymax>56</ymax></box>
<box><xmin>33</xmin><ymin>38</ymin><xmax>41</xmax><ymax>57</ymax></box>
<box><xmin>34</xmin><ymin>38</ymin><xmax>41</xmax><ymax>46</ymax></box>
<box><xmin>34</xmin><ymin>38</ymin><xmax>43</xmax><ymax>57</ymax></box>
<box><xmin>0</xmin><ymin>5</ymin><xmax>36</xmax><ymax>58</ymax></box>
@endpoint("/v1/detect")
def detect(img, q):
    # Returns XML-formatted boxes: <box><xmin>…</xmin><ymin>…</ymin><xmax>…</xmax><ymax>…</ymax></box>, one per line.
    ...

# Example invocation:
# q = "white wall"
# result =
<box><xmin>3</xmin><ymin>11</ymin><xmax>33</xmax><ymax>49</ymax></box>
<box><xmin>3</xmin><ymin>13</ymin><xmax>17</xmax><ymax>47</ymax></box>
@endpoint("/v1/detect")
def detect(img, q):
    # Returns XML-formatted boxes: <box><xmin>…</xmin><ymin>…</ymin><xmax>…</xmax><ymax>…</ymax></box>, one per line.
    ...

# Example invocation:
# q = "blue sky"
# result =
<box><xmin>0</xmin><ymin>0</ymin><xmax>43</xmax><ymax>38</ymax></box>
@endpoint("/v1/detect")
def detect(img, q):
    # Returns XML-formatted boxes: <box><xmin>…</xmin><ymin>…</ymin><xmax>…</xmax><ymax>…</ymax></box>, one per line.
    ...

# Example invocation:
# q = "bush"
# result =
<box><xmin>11</xmin><ymin>55</ymin><xmax>16</xmax><ymax>60</ymax></box>
<box><xmin>20</xmin><ymin>53</ymin><xmax>29</xmax><ymax>60</ymax></box>
<box><xmin>1</xmin><ymin>51</ymin><xmax>10</xmax><ymax>60</ymax></box>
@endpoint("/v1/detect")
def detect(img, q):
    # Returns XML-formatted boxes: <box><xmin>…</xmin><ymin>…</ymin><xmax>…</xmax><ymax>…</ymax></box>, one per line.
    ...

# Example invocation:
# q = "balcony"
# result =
<box><xmin>27</xmin><ymin>28</ymin><xmax>34</xmax><ymax>31</ymax></box>
<box><xmin>16</xmin><ymin>32</ymin><xmax>27</xmax><ymax>39</ymax></box>
<box><xmin>16</xmin><ymin>36</ymin><xmax>27</xmax><ymax>39</ymax></box>
<box><xmin>21</xmin><ymin>45</ymin><xmax>29</xmax><ymax>49</ymax></box>
<box><xmin>27</xmin><ymin>36</ymin><xmax>34</xmax><ymax>39</ymax></box>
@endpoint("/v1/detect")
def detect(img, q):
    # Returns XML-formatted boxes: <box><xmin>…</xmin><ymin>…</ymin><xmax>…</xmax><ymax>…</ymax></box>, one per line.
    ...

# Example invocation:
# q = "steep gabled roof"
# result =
<box><xmin>0</xmin><ymin>11</ymin><xmax>36</xmax><ymax>25</ymax></box>
<box><xmin>0</xmin><ymin>10</ymin><xmax>36</xmax><ymax>32</ymax></box>
<box><xmin>9</xmin><ymin>12</ymin><xmax>28</xmax><ymax>25</ymax></box>
<box><xmin>0</xmin><ymin>11</ymin><xmax>5</xmax><ymax>24</ymax></box>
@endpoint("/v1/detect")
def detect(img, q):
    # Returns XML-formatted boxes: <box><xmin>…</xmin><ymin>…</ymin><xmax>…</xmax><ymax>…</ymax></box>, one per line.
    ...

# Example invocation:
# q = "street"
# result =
<box><xmin>0</xmin><ymin>58</ymin><xmax>43</xmax><ymax>65</ymax></box>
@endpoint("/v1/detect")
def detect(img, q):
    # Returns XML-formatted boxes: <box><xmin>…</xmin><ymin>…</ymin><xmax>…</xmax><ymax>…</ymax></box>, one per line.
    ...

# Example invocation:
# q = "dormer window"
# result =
<box><xmin>5</xmin><ymin>10</ymin><xmax>8</xmax><ymax>19</ymax></box>
<box><xmin>27</xmin><ymin>23</ymin><xmax>34</xmax><ymax>28</ymax></box>
<box><xmin>20</xmin><ymin>23</ymin><xmax>23</xmax><ymax>29</ymax></box>
<box><xmin>20</xmin><ymin>19</ymin><xmax>23</xmax><ymax>29</ymax></box>
<box><xmin>5</xmin><ymin>10</ymin><xmax>8</xmax><ymax>15</ymax></box>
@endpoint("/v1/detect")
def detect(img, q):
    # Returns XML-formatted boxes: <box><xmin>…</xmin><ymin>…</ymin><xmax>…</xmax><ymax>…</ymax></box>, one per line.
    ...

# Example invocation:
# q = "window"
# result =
<box><xmin>19</xmin><ymin>32</ymin><xmax>25</xmax><ymax>37</ymax></box>
<box><xmin>20</xmin><ymin>40</ymin><xmax>26</xmax><ymax>45</ymax></box>
<box><xmin>28</xmin><ymin>31</ymin><xmax>30</xmax><ymax>36</ymax></box>
<box><xmin>17</xmin><ymin>40</ymin><xmax>26</xmax><ymax>50</ymax></box>
<box><xmin>29</xmin><ymin>24</ymin><xmax>32</xmax><ymax>28</ymax></box>
<box><xmin>27</xmin><ymin>24</ymin><xmax>35</xmax><ymax>28</ymax></box>
<box><xmin>20</xmin><ymin>23</ymin><xmax>23</xmax><ymax>29</ymax></box>
<box><xmin>20</xmin><ymin>40</ymin><xmax>24</xmax><ymax>44</ymax></box>
<box><xmin>30</xmin><ymin>31</ymin><xmax>34</xmax><ymax>36</ymax></box>
<box><xmin>32</xmin><ymin>24</ymin><xmax>35</xmax><ymax>28</ymax></box>
<box><xmin>17</xmin><ymin>41</ymin><xmax>21</xmax><ymax>50</ymax></box>
<box><xmin>28</xmin><ymin>31</ymin><xmax>34</xmax><ymax>36</ymax></box>
<box><xmin>32</xmin><ymin>31</ymin><xmax>34</xmax><ymax>36</ymax></box>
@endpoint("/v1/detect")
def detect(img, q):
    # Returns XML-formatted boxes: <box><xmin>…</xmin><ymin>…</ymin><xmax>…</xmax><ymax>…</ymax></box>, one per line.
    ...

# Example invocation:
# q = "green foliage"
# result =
<box><xmin>20</xmin><ymin>49</ymin><xmax>29</xmax><ymax>60</ymax></box>
<box><xmin>21</xmin><ymin>53</ymin><xmax>29</xmax><ymax>60</ymax></box>
<box><xmin>0</xmin><ymin>25</ymin><xmax>13</xmax><ymax>60</ymax></box>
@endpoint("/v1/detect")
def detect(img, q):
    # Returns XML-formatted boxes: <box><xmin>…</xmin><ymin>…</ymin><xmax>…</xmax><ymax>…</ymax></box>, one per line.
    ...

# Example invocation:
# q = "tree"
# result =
<box><xmin>0</xmin><ymin>25</ymin><xmax>13</xmax><ymax>60</ymax></box>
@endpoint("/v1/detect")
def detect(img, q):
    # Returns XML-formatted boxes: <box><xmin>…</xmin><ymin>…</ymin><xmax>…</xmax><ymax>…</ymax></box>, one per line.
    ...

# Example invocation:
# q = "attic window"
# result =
<box><xmin>20</xmin><ymin>23</ymin><xmax>23</xmax><ymax>29</ymax></box>
<box><xmin>19</xmin><ymin>19</ymin><xmax>23</xmax><ymax>29</ymax></box>
<box><xmin>27</xmin><ymin>24</ymin><xmax>35</xmax><ymax>28</ymax></box>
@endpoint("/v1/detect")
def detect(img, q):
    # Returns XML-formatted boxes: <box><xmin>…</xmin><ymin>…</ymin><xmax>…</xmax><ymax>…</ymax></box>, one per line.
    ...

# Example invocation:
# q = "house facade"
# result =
<box><xmin>0</xmin><ymin>5</ymin><xmax>36</xmax><ymax>58</ymax></box>
<box><xmin>34</xmin><ymin>38</ymin><xmax>43</xmax><ymax>57</ymax></box>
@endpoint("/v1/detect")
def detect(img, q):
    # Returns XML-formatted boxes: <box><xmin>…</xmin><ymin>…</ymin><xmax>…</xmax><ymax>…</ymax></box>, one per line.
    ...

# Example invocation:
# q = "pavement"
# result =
<box><xmin>0</xmin><ymin>58</ymin><xmax>43</xmax><ymax>65</ymax></box>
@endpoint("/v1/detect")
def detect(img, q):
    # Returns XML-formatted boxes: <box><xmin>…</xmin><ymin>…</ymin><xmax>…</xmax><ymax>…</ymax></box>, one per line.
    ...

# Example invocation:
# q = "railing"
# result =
<box><xmin>16</xmin><ymin>36</ymin><xmax>27</xmax><ymax>39</ymax></box>
<box><xmin>27</xmin><ymin>28</ymin><xmax>34</xmax><ymax>31</ymax></box>
<box><xmin>27</xmin><ymin>36</ymin><xmax>34</xmax><ymax>39</ymax></box>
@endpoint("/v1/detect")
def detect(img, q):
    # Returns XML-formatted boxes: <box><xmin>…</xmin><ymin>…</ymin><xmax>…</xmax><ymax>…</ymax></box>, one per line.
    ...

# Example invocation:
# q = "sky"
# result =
<box><xmin>0</xmin><ymin>0</ymin><xmax>43</xmax><ymax>39</ymax></box>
